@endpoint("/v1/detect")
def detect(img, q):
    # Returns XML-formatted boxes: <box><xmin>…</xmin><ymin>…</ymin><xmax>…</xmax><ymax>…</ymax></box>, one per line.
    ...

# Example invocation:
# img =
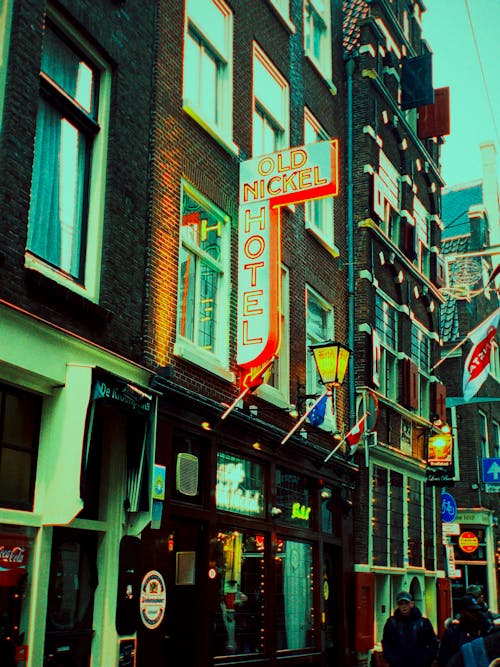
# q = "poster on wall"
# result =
<box><xmin>140</xmin><ymin>570</ymin><xmax>166</xmax><ymax>630</ymax></box>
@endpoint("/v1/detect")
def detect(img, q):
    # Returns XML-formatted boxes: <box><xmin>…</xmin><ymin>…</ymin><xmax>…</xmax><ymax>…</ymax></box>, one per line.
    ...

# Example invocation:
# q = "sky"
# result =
<box><xmin>422</xmin><ymin>0</ymin><xmax>500</xmax><ymax>189</ymax></box>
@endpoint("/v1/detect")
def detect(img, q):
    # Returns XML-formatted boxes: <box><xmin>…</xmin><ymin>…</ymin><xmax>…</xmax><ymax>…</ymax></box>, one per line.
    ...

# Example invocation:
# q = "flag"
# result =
<box><xmin>486</xmin><ymin>264</ymin><xmax>500</xmax><ymax>287</ymax></box>
<box><xmin>462</xmin><ymin>308</ymin><xmax>500</xmax><ymax>401</ymax></box>
<box><xmin>346</xmin><ymin>413</ymin><xmax>369</xmax><ymax>455</ymax></box>
<box><xmin>307</xmin><ymin>393</ymin><xmax>328</xmax><ymax>426</ymax></box>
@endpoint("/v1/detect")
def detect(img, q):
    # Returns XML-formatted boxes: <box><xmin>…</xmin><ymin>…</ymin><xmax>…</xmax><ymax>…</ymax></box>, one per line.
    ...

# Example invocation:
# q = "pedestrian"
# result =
<box><xmin>381</xmin><ymin>591</ymin><xmax>439</xmax><ymax>667</ymax></box>
<box><xmin>440</xmin><ymin>629</ymin><xmax>500</xmax><ymax>667</ymax></box>
<box><xmin>438</xmin><ymin>595</ymin><xmax>496</xmax><ymax>667</ymax></box>
<box><xmin>466</xmin><ymin>585</ymin><xmax>500</xmax><ymax>627</ymax></box>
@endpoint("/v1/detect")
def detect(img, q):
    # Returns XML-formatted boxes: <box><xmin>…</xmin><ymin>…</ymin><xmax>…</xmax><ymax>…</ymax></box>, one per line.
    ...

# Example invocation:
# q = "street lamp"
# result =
<box><xmin>310</xmin><ymin>341</ymin><xmax>351</xmax><ymax>387</ymax></box>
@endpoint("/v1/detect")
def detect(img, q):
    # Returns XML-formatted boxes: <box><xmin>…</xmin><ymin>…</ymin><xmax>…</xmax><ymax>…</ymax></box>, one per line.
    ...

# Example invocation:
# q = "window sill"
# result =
<box><xmin>304</xmin><ymin>54</ymin><xmax>337</xmax><ymax>95</ymax></box>
<box><xmin>267</xmin><ymin>3</ymin><xmax>296</xmax><ymax>33</ymax></box>
<box><xmin>174</xmin><ymin>339</ymin><xmax>235</xmax><ymax>383</ymax></box>
<box><xmin>306</xmin><ymin>225</ymin><xmax>339</xmax><ymax>257</ymax></box>
<box><xmin>183</xmin><ymin>101</ymin><xmax>240</xmax><ymax>158</ymax></box>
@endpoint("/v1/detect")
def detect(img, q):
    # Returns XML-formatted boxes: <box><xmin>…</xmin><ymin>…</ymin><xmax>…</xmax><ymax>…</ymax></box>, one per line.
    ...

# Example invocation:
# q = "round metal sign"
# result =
<box><xmin>441</xmin><ymin>492</ymin><xmax>457</xmax><ymax>523</ymax></box>
<box><xmin>140</xmin><ymin>570</ymin><xmax>166</xmax><ymax>630</ymax></box>
<box><xmin>459</xmin><ymin>531</ymin><xmax>479</xmax><ymax>554</ymax></box>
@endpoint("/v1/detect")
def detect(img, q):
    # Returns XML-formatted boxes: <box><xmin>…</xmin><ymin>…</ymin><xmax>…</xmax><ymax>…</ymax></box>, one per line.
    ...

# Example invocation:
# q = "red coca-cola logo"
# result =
<box><xmin>0</xmin><ymin>545</ymin><xmax>27</xmax><ymax>568</ymax></box>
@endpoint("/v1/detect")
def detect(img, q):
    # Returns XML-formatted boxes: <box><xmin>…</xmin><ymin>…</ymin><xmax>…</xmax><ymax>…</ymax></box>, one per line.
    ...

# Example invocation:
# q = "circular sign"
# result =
<box><xmin>140</xmin><ymin>570</ymin><xmax>166</xmax><ymax>630</ymax></box>
<box><xmin>458</xmin><ymin>531</ymin><xmax>479</xmax><ymax>554</ymax></box>
<box><xmin>441</xmin><ymin>492</ymin><xmax>457</xmax><ymax>523</ymax></box>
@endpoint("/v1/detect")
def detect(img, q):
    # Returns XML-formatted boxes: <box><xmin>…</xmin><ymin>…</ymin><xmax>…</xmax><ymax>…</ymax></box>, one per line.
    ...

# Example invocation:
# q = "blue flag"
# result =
<box><xmin>307</xmin><ymin>393</ymin><xmax>327</xmax><ymax>426</ymax></box>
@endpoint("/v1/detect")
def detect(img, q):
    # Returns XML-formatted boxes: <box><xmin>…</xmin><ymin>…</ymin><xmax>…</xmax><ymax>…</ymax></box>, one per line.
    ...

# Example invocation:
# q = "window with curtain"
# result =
<box><xmin>177</xmin><ymin>183</ymin><xmax>230</xmax><ymax>365</ymax></box>
<box><xmin>27</xmin><ymin>21</ymin><xmax>99</xmax><ymax>282</ymax></box>
<box><xmin>183</xmin><ymin>0</ymin><xmax>233</xmax><ymax>142</ymax></box>
<box><xmin>276</xmin><ymin>540</ymin><xmax>315</xmax><ymax>650</ymax></box>
<box><xmin>252</xmin><ymin>44</ymin><xmax>289</xmax><ymax>157</ymax></box>
<box><xmin>304</xmin><ymin>108</ymin><xmax>335</xmax><ymax>251</ymax></box>
<box><xmin>304</xmin><ymin>0</ymin><xmax>332</xmax><ymax>80</ymax></box>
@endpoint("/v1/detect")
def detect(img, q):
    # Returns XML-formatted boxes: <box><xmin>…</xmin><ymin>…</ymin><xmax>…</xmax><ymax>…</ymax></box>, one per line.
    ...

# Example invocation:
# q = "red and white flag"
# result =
<box><xmin>346</xmin><ymin>413</ymin><xmax>369</xmax><ymax>454</ymax></box>
<box><xmin>462</xmin><ymin>308</ymin><xmax>500</xmax><ymax>401</ymax></box>
<box><xmin>486</xmin><ymin>264</ymin><xmax>500</xmax><ymax>287</ymax></box>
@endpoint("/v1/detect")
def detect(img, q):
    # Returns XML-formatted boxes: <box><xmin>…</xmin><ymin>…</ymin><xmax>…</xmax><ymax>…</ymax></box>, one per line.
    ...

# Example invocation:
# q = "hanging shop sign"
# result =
<box><xmin>428</xmin><ymin>431</ymin><xmax>453</xmax><ymax>467</ymax></box>
<box><xmin>237</xmin><ymin>140</ymin><xmax>339</xmax><ymax>389</ymax></box>
<box><xmin>140</xmin><ymin>570</ymin><xmax>166</xmax><ymax>630</ymax></box>
<box><xmin>458</xmin><ymin>531</ymin><xmax>479</xmax><ymax>554</ymax></box>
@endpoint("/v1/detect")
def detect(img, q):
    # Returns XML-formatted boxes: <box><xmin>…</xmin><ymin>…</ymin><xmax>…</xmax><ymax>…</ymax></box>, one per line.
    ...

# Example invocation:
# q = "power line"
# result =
<box><xmin>464</xmin><ymin>0</ymin><xmax>500</xmax><ymax>150</ymax></box>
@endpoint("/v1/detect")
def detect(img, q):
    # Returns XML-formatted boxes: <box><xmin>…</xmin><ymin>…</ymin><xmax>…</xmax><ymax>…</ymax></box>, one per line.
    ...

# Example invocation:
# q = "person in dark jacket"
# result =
<box><xmin>438</xmin><ymin>595</ymin><xmax>496</xmax><ymax>667</ymax></box>
<box><xmin>382</xmin><ymin>591</ymin><xmax>439</xmax><ymax>667</ymax></box>
<box><xmin>442</xmin><ymin>629</ymin><xmax>500</xmax><ymax>667</ymax></box>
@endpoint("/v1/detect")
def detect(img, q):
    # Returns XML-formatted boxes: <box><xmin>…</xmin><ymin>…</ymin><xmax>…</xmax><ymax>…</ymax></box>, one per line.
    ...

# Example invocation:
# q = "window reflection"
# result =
<box><xmin>214</xmin><ymin>531</ymin><xmax>265</xmax><ymax>657</ymax></box>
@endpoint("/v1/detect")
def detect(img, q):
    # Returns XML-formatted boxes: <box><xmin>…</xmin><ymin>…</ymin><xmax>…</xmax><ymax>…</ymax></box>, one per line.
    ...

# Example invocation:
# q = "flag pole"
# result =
<box><xmin>220</xmin><ymin>357</ymin><xmax>275</xmax><ymax>421</ymax></box>
<box><xmin>280</xmin><ymin>388</ymin><xmax>329</xmax><ymax>446</ymax></box>
<box><xmin>324</xmin><ymin>411</ymin><xmax>370</xmax><ymax>463</ymax></box>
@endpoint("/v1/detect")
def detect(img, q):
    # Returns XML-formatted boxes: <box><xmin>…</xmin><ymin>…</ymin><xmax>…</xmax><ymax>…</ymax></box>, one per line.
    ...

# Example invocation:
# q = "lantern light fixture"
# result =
<box><xmin>310</xmin><ymin>341</ymin><xmax>351</xmax><ymax>387</ymax></box>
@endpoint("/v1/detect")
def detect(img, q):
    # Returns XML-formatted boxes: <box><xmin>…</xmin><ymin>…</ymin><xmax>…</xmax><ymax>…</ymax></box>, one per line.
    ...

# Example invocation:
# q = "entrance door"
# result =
<box><xmin>137</xmin><ymin>518</ymin><xmax>208</xmax><ymax>667</ymax></box>
<box><xmin>323</xmin><ymin>546</ymin><xmax>343</xmax><ymax>665</ymax></box>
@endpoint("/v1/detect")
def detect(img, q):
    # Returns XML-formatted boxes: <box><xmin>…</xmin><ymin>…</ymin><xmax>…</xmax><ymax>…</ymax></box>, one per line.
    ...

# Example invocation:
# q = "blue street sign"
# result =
<box><xmin>441</xmin><ymin>492</ymin><xmax>457</xmax><ymax>523</ymax></box>
<box><xmin>482</xmin><ymin>458</ymin><xmax>500</xmax><ymax>484</ymax></box>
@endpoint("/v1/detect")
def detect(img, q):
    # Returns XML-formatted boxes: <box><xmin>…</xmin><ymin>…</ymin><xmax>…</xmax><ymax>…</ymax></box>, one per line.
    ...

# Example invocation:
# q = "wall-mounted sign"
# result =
<box><xmin>216</xmin><ymin>453</ymin><xmax>264</xmax><ymax>517</ymax></box>
<box><xmin>428</xmin><ymin>431</ymin><xmax>453</xmax><ymax>467</ymax></box>
<box><xmin>482</xmin><ymin>458</ymin><xmax>500</xmax><ymax>484</ymax></box>
<box><xmin>140</xmin><ymin>570</ymin><xmax>166</xmax><ymax>630</ymax></box>
<box><xmin>458</xmin><ymin>531</ymin><xmax>479</xmax><ymax>554</ymax></box>
<box><xmin>291</xmin><ymin>502</ymin><xmax>312</xmax><ymax>521</ymax></box>
<box><xmin>153</xmin><ymin>464</ymin><xmax>166</xmax><ymax>500</ymax></box>
<box><xmin>441</xmin><ymin>492</ymin><xmax>457</xmax><ymax>523</ymax></box>
<box><xmin>237</xmin><ymin>140</ymin><xmax>339</xmax><ymax>389</ymax></box>
<box><xmin>426</xmin><ymin>465</ymin><xmax>454</xmax><ymax>487</ymax></box>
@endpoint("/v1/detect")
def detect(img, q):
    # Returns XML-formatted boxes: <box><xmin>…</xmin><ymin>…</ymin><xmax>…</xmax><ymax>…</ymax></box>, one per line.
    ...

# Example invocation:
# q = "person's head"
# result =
<box><xmin>457</xmin><ymin>595</ymin><xmax>488</xmax><ymax>631</ymax></box>
<box><xmin>466</xmin><ymin>584</ymin><xmax>485</xmax><ymax>604</ymax></box>
<box><xmin>396</xmin><ymin>591</ymin><xmax>414</xmax><ymax>616</ymax></box>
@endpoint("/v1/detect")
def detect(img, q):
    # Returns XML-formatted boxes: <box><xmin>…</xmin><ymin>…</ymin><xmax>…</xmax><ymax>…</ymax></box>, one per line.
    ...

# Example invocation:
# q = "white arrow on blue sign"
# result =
<box><xmin>482</xmin><ymin>458</ymin><xmax>500</xmax><ymax>484</ymax></box>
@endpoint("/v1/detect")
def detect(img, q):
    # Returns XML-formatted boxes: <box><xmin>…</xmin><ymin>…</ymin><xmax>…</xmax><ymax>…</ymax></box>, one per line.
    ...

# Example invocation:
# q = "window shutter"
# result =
<box><xmin>430</xmin><ymin>252</ymin><xmax>446</xmax><ymax>288</ymax></box>
<box><xmin>354</xmin><ymin>572</ymin><xmax>375</xmax><ymax>652</ymax></box>
<box><xmin>432</xmin><ymin>382</ymin><xmax>447</xmax><ymax>423</ymax></box>
<box><xmin>436</xmin><ymin>578</ymin><xmax>452</xmax><ymax>639</ymax></box>
<box><xmin>401</xmin><ymin>358</ymin><xmax>418</xmax><ymax>410</ymax></box>
<box><xmin>401</xmin><ymin>219</ymin><xmax>416</xmax><ymax>260</ymax></box>
<box><xmin>418</xmin><ymin>87</ymin><xmax>450</xmax><ymax>139</ymax></box>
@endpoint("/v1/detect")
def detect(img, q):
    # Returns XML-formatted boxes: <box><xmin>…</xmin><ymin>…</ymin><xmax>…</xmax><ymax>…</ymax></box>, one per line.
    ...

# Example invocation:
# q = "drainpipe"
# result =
<box><xmin>346</xmin><ymin>53</ymin><xmax>358</xmax><ymax>426</ymax></box>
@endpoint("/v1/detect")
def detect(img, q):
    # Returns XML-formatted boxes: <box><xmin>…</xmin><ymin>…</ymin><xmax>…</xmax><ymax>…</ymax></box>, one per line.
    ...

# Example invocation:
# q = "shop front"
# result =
<box><xmin>137</xmin><ymin>401</ymin><xmax>355</xmax><ymax>667</ymax></box>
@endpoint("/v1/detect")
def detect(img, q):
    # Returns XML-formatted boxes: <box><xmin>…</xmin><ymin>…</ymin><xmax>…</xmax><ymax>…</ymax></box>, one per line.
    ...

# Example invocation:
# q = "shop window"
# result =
<box><xmin>389</xmin><ymin>472</ymin><xmax>404</xmax><ymax>568</ymax></box>
<box><xmin>276</xmin><ymin>540</ymin><xmax>315</xmax><ymax>650</ymax></box>
<box><xmin>0</xmin><ymin>384</ymin><xmax>41</xmax><ymax>510</ymax></box>
<box><xmin>407</xmin><ymin>478</ymin><xmax>423</xmax><ymax>568</ymax></box>
<box><xmin>275</xmin><ymin>468</ymin><xmax>311</xmax><ymax>527</ymax></box>
<box><xmin>372</xmin><ymin>466</ymin><xmax>388</xmax><ymax>566</ymax></box>
<box><xmin>45</xmin><ymin>528</ymin><xmax>98</xmax><ymax>666</ymax></box>
<box><xmin>175</xmin><ymin>183</ymin><xmax>231</xmax><ymax>375</ymax></box>
<box><xmin>424</xmin><ymin>484</ymin><xmax>436</xmax><ymax>570</ymax></box>
<box><xmin>304</xmin><ymin>0</ymin><xmax>332</xmax><ymax>81</ymax></box>
<box><xmin>216</xmin><ymin>452</ymin><xmax>265</xmax><ymax>517</ymax></box>
<box><xmin>252</xmin><ymin>43</ymin><xmax>289</xmax><ymax>156</ymax></box>
<box><xmin>26</xmin><ymin>15</ymin><xmax>110</xmax><ymax>299</ymax></box>
<box><xmin>183</xmin><ymin>0</ymin><xmax>233</xmax><ymax>146</ymax></box>
<box><xmin>213</xmin><ymin>531</ymin><xmax>265</xmax><ymax>657</ymax></box>
<box><xmin>320</xmin><ymin>486</ymin><xmax>336</xmax><ymax>534</ymax></box>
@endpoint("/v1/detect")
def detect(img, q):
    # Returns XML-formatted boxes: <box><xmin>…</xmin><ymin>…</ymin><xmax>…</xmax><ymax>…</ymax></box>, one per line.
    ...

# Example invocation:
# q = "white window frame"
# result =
<box><xmin>174</xmin><ymin>181</ymin><xmax>233</xmax><ymax>381</ymax></box>
<box><xmin>373</xmin><ymin>149</ymin><xmax>401</xmax><ymax>242</ymax></box>
<box><xmin>493</xmin><ymin>421</ymin><xmax>500</xmax><ymax>458</ymax></box>
<box><xmin>411</xmin><ymin>321</ymin><xmax>432</xmax><ymax>418</ymax></box>
<box><xmin>479</xmin><ymin>410</ymin><xmax>489</xmax><ymax>459</ymax></box>
<box><xmin>252</xmin><ymin>43</ymin><xmax>289</xmax><ymax>157</ymax></box>
<box><xmin>24</xmin><ymin>8</ymin><xmax>110</xmax><ymax>302</ymax></box>
<box><xmin>0</xmin><ymin>0</ymin><xmax>14</xmax><ymax>132</ymax></box>
<box><xmin>183</xmin><ymin>0</ymin><xmax>236</xmax><ymax>154</ymax></box>
<box><xmin>413</xmin><ymin>196</ymin><xmax>430</xmax><ymax>274</ymax></box>
<box><xmin>267</xmin><ymin>0</ymin><xmax>295</xmax><ymax>30</ymax></box>
<box><xmin>304</xmin><ymin>0</ymin><xmax>332</xmax><ymax>81</ymax></box>
<box><xmin>305</xmin><ymin>285</ymin><xmax>335</xmax><ymax>430</ymax></box>
<box><xmin>490</xmin><ymin>340</ymin><xmax>500</xmax><ymax>381</ymax></box>
<box><xmin>375</xmin><ymin>294</ymin><xmax>398</xmax><ymax>401</ymax></box>
<box><xmin>304</xmin><ymin>108</ymin><xmax>337</xmax><ymax>255</ymax></box>
<box><xmin>256</xmin><ymin>265</ymin><xmax>290</xmax><ymax>406</ymax></box>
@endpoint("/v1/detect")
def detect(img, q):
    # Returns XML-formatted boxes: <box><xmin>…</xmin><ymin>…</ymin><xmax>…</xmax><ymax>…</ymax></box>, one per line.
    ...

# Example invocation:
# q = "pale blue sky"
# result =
<box><xmin>422</xmin><ymin>0</ymin><xmax>500</xmax><ymax>187</ymax></box>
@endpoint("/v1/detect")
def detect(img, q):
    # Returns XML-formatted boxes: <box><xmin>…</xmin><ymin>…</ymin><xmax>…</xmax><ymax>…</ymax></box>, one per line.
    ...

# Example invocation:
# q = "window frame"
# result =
<box><xmin>410</xmin><ymin>321</ymin><xmax>432</xmax><ymax>418</ymax></box>
<box><xmin>0</xmin><ymin>0</ymin><xmax>14</xmax><ymax>132</ymax></box>
<box><xmin>375</xmin><ymin>294</ymin><xmax>398</xmax><ymax>401</ymax></box>
<box><xmin>174</xmin><ymin>181</ymin><xmax>233</xmax><ymax>381</ymax></box>
<box><xmin>25</xmin><ymin>10</ymin><xmax>110</xmax><ymax>302</ymax></box>
<box><xmin>479</xmin><ymin>410</ymin><xmax>489</xmax><ymax>459</ymax></box>
<box><xmin>304</xmin><ymin>0</ymin><xmax>332</xmax><ymax>82</ymax></box>
<box><xmin>252</xmin><ymin>43</ymin><xmax>289</xmax><ymax>157</ymax></box>
<box><xmin>183</xmin><ymin>0</ymin><xmax>236</xmax><ymax>153</ymax></box>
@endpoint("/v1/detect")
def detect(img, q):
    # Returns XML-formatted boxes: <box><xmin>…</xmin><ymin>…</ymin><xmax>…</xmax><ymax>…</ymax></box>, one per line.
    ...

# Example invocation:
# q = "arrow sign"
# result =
<box><xmin>482</xmin><ymin>458</ymin><xmax>500</xmax><ymax>484</ymax></box>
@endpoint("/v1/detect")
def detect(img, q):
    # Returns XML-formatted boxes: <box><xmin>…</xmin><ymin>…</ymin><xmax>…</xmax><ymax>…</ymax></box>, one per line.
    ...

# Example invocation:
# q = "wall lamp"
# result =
<box><xmin>281</xmin><ymin>341</ymin><xmax>351</xmax><ymax>446</ymax></box>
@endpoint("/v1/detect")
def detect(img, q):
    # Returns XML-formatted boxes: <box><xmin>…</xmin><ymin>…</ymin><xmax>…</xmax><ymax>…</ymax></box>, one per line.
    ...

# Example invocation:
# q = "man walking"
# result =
<box><xmin>382</xmin><ymin>591</ymin><xmax>439</xmax><ymax>667</ymax></box>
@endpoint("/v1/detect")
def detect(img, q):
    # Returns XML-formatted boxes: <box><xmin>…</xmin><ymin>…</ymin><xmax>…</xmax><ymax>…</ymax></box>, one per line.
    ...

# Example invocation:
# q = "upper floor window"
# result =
<box><xmin>304</xmin><ymin>0</ymin><xmax>332</xmax><ymax>80</ymax></box>
<box><xmin>413</xmin><ymin>197</ymin><xmax>430</xmax><ymax>274</ymax></box>
<box><xmin>176</xmin><ymin>183</ymin><xmax>231</xmax><ymax>373</ymax></box>
<box><xmin>0</xmin><ymin>384</ymin><xmax>41</xmax><ymax>510</ymax></box>
<box><xmin>0</xmin><ymin>0</ymin><xmax>13</xmax><ymax>132</ymax></box>
<box><xmin>479</xmin><ymin>410</ymin><xmax>489</xmax><ymax>459</ymax></box>
<box><xmin>183</xmin><ymin>0</ymin><xmax>233</xmax><ymax>143</ymax></box>
<box><xmin>411</xmin><ymin>322</ymin><xmax>431</xmax><ymax>417</ymax></box>
<box><xmin>304</xmin><ymin>109</ymin><xmax>336</xmax><ymax>252</ymax></box>
<box><xmin>373</xmin><ymin>149</ymin><xmax>401</xmax><ymax>243</ymax></box>
<box><xmin>493</xmin><ymin>421</ymin><xmax>500</xmax><ymax>458</ymax></box>
<box><xmin>27</xmin><ymin>17</ymin><xmax>109</xmax><ymax>298</ymax></box>
<box><xmin>375</xmin><ymin>295</ymin><xmax>398</xmax><ymax>401</ymax></box>
<box><xmin>252</xmin><ymin>44</ymin><xmax>289</xmax><ymax>156</ymax></box>
<box><xmin>490</xmin><ymin>340</ymin><xmax>500</xmax><ymax>381</ymax></box>
<box><xmin>268</xmin><ymin>0</ymin><xmax>290</xmax><ymax>22</ymax></box>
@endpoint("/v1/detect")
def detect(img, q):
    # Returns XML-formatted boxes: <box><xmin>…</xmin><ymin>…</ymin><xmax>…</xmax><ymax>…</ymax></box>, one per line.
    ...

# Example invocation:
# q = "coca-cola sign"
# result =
<box><xmin>0</xmin><ymin>544</ymin><xmax>28</xmax><ymax>569</ymax></box>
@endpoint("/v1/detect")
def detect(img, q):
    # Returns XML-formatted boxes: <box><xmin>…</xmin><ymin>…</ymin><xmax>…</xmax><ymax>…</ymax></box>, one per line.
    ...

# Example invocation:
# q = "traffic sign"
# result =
<box><xmin>482</xmin><ymin>458</ymin><xmax>500</xmax><ymax>484</ymax></box>
<box><xmin>441</xmin><ymin>492</ymin><xmax>457</xmax><ymax>522</ymax></box>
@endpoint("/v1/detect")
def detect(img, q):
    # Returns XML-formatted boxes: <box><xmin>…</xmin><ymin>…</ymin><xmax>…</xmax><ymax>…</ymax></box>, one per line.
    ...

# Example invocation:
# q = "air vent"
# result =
<box><xmin>176</xmin><ymin>453</ymin><xmax>199</xmax><ymax>497</ymax></box>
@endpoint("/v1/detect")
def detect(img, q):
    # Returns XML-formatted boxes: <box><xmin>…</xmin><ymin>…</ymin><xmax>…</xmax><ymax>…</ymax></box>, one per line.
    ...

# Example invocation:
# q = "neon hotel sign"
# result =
<box><xmin>237</xmin><ymin>140</ymin><xmax>339</xmax><ymax>388</ymax></box>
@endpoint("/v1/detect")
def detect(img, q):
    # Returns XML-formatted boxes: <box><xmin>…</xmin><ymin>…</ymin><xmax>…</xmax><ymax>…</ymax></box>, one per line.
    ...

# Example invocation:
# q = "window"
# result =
<box><xmin>176</xmin><ymin>183</ymin><xmax>231</xmax><ymax>374</ymax></box>
<box><xmin>275</xmin><ymin>468</ymin><xmax>311</xmax><ymax>527</ymax></box>
<box><xmin>375</xmin><ymin>295</ymin><xmax>398</xmax><ymax>401</ymax></box>
<box><xmin>414</xmin><ymin>197</ymin><xmax>430</xmax><ymax>273</ymax></box>
<box><xmin>490</xmin><ymin>340</ymin><xmax>500</xmax><ymax>381</ymax></box>
<box><xmin>0</xmin><ymin>0</ymin><xmax>13</xmax><ymax>131</ymax></box>
<box><xmin>252</xmin><ymin>44</ymin><xmax>289</xmax><ymax>156</ymax></box>
<box><xmin>411</xmin><ymin>322</ymin><xmax>431</xmax><ymax>417</ymax></box>
<box><xmin>258</xmin><ymin>266</ymin><xmax>290</xmax><ymax>404</ymax></box>
<box><xmin>27</xmin><ymin>17</ymin><xmax>109</xmax><ymax>297</ymax></box>
<box><xmin>304</xmin><ymin>0</ymin><xmax>332</xmax><ymax>80</ymax></box>
<box><xmin>0</xmin><ymin>384</ymin><xmax>41</xmax><ymax>509</ymax></box>
<box><xmin>306</xmin><ymin>287</ymin><xmax>335</xmax><ymax>427</ymax></box>
<box><xmin>268</xmin><ymin>0</ymin><xmax>291</xmax><ymax>24</ymax></box>
<box><xmin>493</xmin><ymin>422</ymin><xmax>500</xmax><ymax>458</ymax></box>
<box><xmin>216</xmin><ymin>451</ymin><xmax>265</xmax><ymax>517</ymax></box>
<box><xmin>373</xmin><ymin>150</ymin><xmax>401</xmax><ymax>242</ymax></box>
<box><xmin>407</xmin><ymin>477</ymin><xmax>423</xmax><ymax>567</ymax></box>
<box><xmin>304</xmin><ymin>109</ymin><xmax>336</xmax><ymax>252</ymax></box>
<box><xmin>479</xmin><ymin>411</ymin><xmax>489</xmax><ymax>459</ymax></box>
<box><xmin>183</xmin><ymin>0</ymin><xmax>233</xmax><ymax>146</ymax></box>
